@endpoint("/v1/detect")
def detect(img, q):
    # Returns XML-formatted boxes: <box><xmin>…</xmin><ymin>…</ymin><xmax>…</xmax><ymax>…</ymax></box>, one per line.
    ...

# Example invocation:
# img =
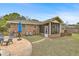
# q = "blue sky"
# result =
<box><xmin>0</xmin><ymin>3</ymin><xmax>79</xmax><ymax>24</ymax></box>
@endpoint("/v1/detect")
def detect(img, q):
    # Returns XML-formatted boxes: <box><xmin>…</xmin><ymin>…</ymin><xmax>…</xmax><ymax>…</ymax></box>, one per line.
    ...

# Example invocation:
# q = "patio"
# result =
<box><xmin>0</xmin><ymin>37</ymin><xmax>32</xmax><ymax>56</ymax></box>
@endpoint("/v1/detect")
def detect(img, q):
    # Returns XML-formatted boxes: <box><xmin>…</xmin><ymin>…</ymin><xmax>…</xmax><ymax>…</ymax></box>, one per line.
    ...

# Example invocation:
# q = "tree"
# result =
<box><xmin>75</xmin><ymin>22</ymin><xmax>79</xmax><ymax>29</ymax></box>
<box><xmin>8</xmin><ymin>13</ymin><xmax>21</xmax><ymax>20</ymax></box>
<box><xmin>2</xmin><ymin>13</ymin><xmax>21</xmax><ymax>21</ymax></box>
<box><xmin>0</xmin><ymin>26</ymin><xmax>8</xmax><ymax>32</ymax></box>
<box><xmin>0</xmin><ymin>13</ymin><xmax>27</xmax><ymax>27</ymax></box>
<box><xmin>3</xmin><ymin>14</ymin><xmax>9</xmax><ymax>20</ymax></box>
<box><xmin>0</xmin><ymin>13</ymin><xmax>26</xmax><ymax>33</ymax></box>
<box><xmin>0</xmin><ymin>19</ymin><xmax>7</xmax><ymax>27</ymax></box>
<box><xmin>20</xmin><ymin>16</ymin><xmax>26</xmax><ymax>20</ymax></box>
<box><xmin>31</xmin><ymin>19</ymin><xmax>39</xmax><ymax>22</ymax></box>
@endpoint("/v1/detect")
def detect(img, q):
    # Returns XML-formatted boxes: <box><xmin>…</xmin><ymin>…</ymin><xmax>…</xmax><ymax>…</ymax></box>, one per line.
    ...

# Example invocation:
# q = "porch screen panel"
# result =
<box><xmin>39</xmin><ymin>25</ymin><xmax>44</xmax><ymax>33</ymax></box>
<box><xmin>51</xmin><ymin>23</ymin><xmax>60</xmax><ymax>34</ymax></box>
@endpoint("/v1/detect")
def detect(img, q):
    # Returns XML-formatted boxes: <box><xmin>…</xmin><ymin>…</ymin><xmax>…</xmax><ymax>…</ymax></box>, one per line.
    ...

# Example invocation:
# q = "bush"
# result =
<box><xmin>60</xmin><ymin>32</ymin><xmax>72</xmax><ymax>37</ymax></box>
<box><xmin>3</xmin><ymin>32</ymin><xmax>8</xmax><ymax>36</ymax></box>
<box><xmin>0</xmin><ymin>26</ymin><xmax>8</xmax><ymax>32</ymax></box>
<box><xmin>0</xmin><ymin>26</ymin><xmax>8</xmax><ymax>36</ymax></box>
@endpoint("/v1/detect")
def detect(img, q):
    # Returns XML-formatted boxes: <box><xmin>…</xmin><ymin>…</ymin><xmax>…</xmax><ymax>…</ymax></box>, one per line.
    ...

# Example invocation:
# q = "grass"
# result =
<box><xmin>23</xmin><ymin>35</ymin><xmax>44</xmax><ymax>42</ymax></box>
<box><xmin>32</xmin><ymin>33</ymin><xmax>79</xmax><ymax>56</ymax></box>
<box><xmin>70</xmin><ymin>33</ymin><xmax>79</xmax><ymax>40</ymax></box>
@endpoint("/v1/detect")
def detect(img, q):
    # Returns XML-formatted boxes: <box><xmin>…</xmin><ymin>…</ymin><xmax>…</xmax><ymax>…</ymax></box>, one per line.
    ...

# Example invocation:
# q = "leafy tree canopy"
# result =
<box><xmin>77</xmin><ymin>22</ymin><xmax>79</xmax><ymax>24</ymax></box>
<box><xmin>0</xmin><ymin>12</ymin><xmax>26</xmax><ymax>27</ymax></box>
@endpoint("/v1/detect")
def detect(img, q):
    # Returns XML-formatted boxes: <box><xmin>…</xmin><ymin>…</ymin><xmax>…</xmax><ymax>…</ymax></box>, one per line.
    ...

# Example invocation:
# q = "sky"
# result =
<box><xmin>0</xmin><ymin>3</ymin><xmax>79</xmax><ymax>24</ymax></box>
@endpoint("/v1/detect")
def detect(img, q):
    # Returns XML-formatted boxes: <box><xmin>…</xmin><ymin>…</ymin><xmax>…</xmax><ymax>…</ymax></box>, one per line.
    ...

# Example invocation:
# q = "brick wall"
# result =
<box><xmin>9</xmin><ymin>23</ymin><xmax>40</xmax><ymax>35</ymax></box>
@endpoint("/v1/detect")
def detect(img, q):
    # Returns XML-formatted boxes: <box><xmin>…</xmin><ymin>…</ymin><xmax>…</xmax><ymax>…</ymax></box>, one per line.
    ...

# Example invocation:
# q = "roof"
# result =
<box><xmin>7</xmin><ymin>20</ymin><xmax>42</xmax><ymax>25</ymax></box>
<box><xmin>7</xmin><ymin>16</ymin><xmax>63</xmax><ymax>25</ymax></box>
<box><xmin>43</xmin><ymin>16</ymin><xmax>63</xmax><ymax>24</ymax></box>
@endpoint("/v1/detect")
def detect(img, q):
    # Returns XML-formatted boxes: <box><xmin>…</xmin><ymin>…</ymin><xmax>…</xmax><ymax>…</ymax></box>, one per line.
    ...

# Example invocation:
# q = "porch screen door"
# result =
<box><xmin>44</xmin><ymin>26</ymin><xmax>48</xmax><ymax>37</ymax></box>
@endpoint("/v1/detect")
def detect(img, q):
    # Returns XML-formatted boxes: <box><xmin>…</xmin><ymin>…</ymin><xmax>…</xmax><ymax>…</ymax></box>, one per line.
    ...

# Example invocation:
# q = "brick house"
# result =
<box><xmin>7</xmin><ymin>16</ymin><xmax>63</xmax><ymax>37</ymax></box>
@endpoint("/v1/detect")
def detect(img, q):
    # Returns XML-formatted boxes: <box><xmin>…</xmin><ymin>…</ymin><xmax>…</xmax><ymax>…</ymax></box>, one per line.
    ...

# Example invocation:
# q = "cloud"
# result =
<box><xmin>29</xmin><ymin>11</ymin><xmax>79</xmax><ymax>24</ymax></box>
<box><xmin>36</xmin><ymin>11</ymin><xmax>79</xmax><ymax>24</ymax></box>
<box><xmin>55</xmin><ymin>12</ymin><xmax>79</xmax><ymax>24</ymax></box>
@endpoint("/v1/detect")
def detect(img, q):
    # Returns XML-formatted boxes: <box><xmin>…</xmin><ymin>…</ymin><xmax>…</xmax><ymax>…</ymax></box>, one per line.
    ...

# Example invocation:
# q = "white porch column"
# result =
<box><xmin>59</xmin><ymin>24</ymin><xmax>61</xmax><ymax>34</ymax></box>
<box><xmin>49</xmin><ymin>22</ymin><xmax>51</xmax><ymax>35</ymax></box>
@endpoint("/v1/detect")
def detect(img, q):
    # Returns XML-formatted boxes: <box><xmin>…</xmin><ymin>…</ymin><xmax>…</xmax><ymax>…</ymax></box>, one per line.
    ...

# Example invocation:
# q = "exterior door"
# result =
<box><xmin>44</xmin><ymin>26</ymin><xmax>49</xmax><ymax>37</ymax></box>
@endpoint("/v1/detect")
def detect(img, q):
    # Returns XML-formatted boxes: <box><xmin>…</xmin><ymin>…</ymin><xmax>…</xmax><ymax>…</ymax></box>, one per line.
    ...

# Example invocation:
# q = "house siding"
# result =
<box><xmin>9</xmin><ymin>23</ymin><xmax>40</xmax><ymax>35</ymax></box>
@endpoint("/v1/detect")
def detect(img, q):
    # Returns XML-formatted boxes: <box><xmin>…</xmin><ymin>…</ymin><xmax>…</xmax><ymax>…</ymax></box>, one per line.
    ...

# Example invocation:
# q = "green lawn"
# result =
<box><xmin>32</xmin><ymin>33</ymin><xmax>79</xmax><ymax>56</ymax></box>
<box><xmin>23</xmin><ymin>35</ymin><xmax>44</xmax><ymax>42</ymax></box>
<box><xmin>70</xmin><ymin>33</ymin><xmax>79</xmax><ymax>40</ymax></box>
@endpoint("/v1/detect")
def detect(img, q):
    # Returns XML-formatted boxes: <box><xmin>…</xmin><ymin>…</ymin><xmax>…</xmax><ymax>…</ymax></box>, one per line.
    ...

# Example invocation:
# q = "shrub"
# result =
<box><xmin>3</xmin><ymin>32</ymin><xmax>8</xmax><ymax>36</ymax></box>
